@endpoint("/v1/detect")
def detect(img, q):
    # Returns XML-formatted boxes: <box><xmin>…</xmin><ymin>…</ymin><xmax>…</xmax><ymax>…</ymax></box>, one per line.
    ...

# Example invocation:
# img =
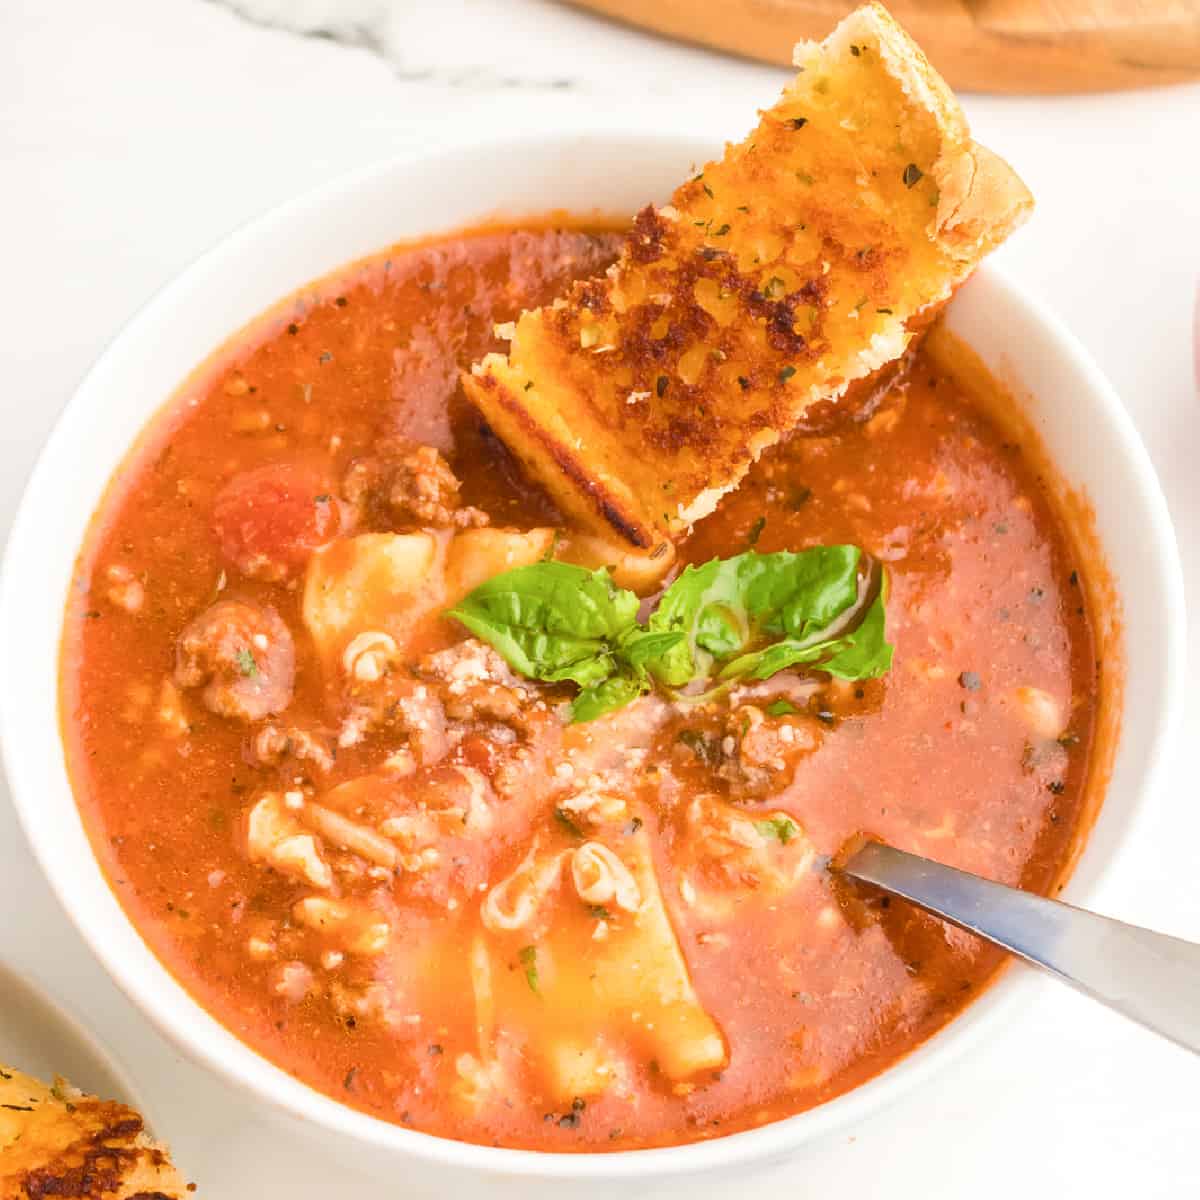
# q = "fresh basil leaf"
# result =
<box><xmin>452</xmin><ymin>561</ymin><xmax>639</xmax><ymax>640</ymax></box>
<box><xmin>717</xmin><ymin>638</ymin><xmax>829</xmax><ymax>682</ymax></box>
<box><xmin>644</xmin><ymin>548</ymin><xmax>862</xmax><ymax>685</ymax></box>
<box><xmin>570</xmin><ymin>672</ymin><xmax>648</xmax><ymax>723</ymax></box>
<box><xmin>719</xmin><ymin>590</ymin><xmax>891</xmax><ymax>683</ymax></box>
<box><xmin>741</xmin><ymin>545</ymin><xmax>860</xmax><ymax>639</ymax></box>
<box><xmin>821</xmin><ymin>590</ymin><xmax>892</xmax><ymax>680</ymax></box>
<box><xmin>696</xmin><ymin>602</ymin><xmax>745</xmax><ymax>657</ymax></box>
<box><xmin>448</xmin><ymin>562</ymin><xmax>638</xmax><ymax>686</ymax></box>
<box><xmin>618</xmin><ymin>628</ymin><xmax>686</xmax><ymax>668</ymax></box>
<box><xmin>446</xmin><ymin>547</ymin><xmax>892</xmax><ymax>723</ymax></box>
<box><xmin>451</xmin><ymin>608</ymin><xmax>616</xmax><ymax>687</ymax></box>
<box><xmin>765</xmin><ymin>698</ymin><xmax>800</xmax><ymax>716</ymax></box>
<box><xmin>645</xmin><ymin>558</ymin><xmax>749</xmax><ymax>685</ymax></box>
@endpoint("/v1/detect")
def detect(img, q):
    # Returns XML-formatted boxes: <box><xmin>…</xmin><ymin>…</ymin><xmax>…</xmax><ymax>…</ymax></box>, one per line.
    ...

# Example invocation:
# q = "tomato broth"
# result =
<box><xmin>63</xmin><ymin>222</ymin><xmax>1099</xmax><ymax>1150</ymax></box>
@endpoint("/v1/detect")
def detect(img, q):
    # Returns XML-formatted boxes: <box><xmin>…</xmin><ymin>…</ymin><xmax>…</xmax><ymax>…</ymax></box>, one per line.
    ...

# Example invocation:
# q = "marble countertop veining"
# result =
<box><xmin>209</xmin><ymin>0</ymin><xmax>791</xmax><ymax>93</ymax></box>
<box><xmin>2</xmin><ymin>1</ymin><xmax>1200</xmax><ymax>1195</ymax></box>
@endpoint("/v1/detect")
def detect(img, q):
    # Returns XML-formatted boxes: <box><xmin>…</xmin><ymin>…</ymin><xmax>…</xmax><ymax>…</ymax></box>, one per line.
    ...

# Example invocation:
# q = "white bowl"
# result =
<box><xmin>0</xmin><ymin>959</ymin><xmax>148</xmax><ymax>1116</ymax></box>
<box><xmin>0</xmin><ymin>128</ymin><xmax>1185</xmax><ymax>1192</ymax></box>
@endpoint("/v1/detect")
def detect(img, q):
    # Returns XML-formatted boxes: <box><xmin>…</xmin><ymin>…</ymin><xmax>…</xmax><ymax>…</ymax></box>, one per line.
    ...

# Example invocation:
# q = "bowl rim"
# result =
<box><xmin>0</xmin><ymin>956</ymin><xmax>151</xmax><ymax>1117</ymax></box>
<box><xmin>0</xmin><ymin>127</ymin><xmax>1186</xmax><ymax>1180</ymax></box>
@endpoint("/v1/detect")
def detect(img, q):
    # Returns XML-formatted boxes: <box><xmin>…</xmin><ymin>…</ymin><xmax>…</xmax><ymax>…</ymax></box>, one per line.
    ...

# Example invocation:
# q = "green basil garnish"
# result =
<box><xmin>518</xmin><ymin>945</ymin><xmax>540</xmax><ymax>994</ymax></box>
<box><xmin>447</xmin><ymin>548</ymin><xmax>892</xmax><ymax>722</ymax></box>
<box><xmin>570</xmin><ymin>671</ymin><xmax>648</xmax><ymax>723</ymax></box>
<box><xmin>446</xmin><ymin>561</ymin><xmax>639</xmax><ymax>689</ymax></box>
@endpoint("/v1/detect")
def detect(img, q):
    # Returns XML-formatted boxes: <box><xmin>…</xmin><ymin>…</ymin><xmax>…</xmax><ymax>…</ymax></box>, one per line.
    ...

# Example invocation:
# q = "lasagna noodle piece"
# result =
<box><xmin>302</xmin><ymin>531</ymin><xmax>442</xmax><ymax>668</ymax></box>
<box><xmin>0</xmin><ymin>1064</ymin><xmax>189</xmax><ymax>1199</ymax></box>
<box><xmin>463</xmin><ymin>1</ymin><xmax>1032</xmax><ymax>549</ymax></box>
<box><xmin>469</xmin><ymin>829</ymin><xmax>725</xmax><ymax>1106</ymax></box>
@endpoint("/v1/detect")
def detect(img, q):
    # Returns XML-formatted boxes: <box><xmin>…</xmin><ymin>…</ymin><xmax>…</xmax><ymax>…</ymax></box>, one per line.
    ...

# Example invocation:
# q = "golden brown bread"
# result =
<box><xmin>0</xmin><ymin>1064</ymin><xmax>189</xmax><ymax>1200</ymax></box>
<box><xmin>463</xmin><ymin>2</ymin><xmax>1032</xmax><ymax>549</ymax></box>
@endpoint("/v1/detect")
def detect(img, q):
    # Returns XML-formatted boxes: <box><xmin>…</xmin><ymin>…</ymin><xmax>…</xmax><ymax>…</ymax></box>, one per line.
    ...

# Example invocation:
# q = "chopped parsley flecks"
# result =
<box><xmin>519</xmin><ymin>945</ymin><xmax>540</xmax><ymax>994</ymax></box>
<box><xmin>756</xmin><ymin>815</ymin><xmax>800</xmax><ymax>845</ymax></box>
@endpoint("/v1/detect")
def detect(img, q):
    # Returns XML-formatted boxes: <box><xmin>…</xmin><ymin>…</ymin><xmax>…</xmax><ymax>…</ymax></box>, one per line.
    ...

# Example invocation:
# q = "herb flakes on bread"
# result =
<box><xmin>1</xmin><ymin>1063</ymin><xmax>190</xmax><ymax>1200</ymax></box>
<box><xmin>463</xmin><ymin>1</ymin><xmax>1032</xmax><ymax>550</ymax></box>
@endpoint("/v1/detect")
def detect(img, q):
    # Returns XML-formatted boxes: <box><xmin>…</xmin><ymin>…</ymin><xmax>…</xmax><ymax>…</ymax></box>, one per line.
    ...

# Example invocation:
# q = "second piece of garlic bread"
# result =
<box><xmin>1</xmin><ymin>1063</ymin><xmax>190</xmax><ymax>1199</ymax></box>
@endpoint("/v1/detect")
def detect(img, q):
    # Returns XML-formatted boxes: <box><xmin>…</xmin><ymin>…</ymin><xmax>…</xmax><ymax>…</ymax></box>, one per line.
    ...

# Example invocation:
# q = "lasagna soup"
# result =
<box><xmin>62</xmin><ymin>222</ymin><xmax>1100</xmax><ymax>1150</ymax></box>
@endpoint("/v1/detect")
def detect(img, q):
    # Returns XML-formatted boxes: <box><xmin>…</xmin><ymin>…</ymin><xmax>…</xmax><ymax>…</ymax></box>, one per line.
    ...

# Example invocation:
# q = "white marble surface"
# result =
<box><xmin>2</xmin><ymin>0</ymin><xmax>1200</xmax><ymax>1194</ymax></box>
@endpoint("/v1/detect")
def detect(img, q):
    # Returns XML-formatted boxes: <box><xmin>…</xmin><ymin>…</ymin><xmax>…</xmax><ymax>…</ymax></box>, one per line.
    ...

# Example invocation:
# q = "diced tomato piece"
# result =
<box><xmin>458</xmin><ymin>731</ymin><xmax>500</xmax><ymax>776</ymax></box>
<box><xmin>213</xmin><ymin>462</ymin><xmax>339</xmax><ymax>580</ymax></box>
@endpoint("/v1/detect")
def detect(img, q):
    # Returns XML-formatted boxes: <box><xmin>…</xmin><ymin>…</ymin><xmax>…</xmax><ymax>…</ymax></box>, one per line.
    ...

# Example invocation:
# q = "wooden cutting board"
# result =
<box><xmin>568</xmin><ymin>0</ymin><xmax>1200</xmax><ymax>91</ymax></box>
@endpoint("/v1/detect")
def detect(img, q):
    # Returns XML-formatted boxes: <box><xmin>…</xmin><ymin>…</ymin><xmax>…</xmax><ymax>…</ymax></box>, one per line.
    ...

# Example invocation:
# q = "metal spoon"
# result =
<box><xmin>837</xmin><ymin>840</ymin><xmax>1200</xmax><ymax>1055</ymax></box>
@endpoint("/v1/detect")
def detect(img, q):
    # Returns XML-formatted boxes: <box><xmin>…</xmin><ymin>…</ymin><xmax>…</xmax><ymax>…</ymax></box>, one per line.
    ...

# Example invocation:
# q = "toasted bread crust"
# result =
<box><xmin>463</xmin><ymin>2</ymin><xmax>1032</xmax><ymax>547</ymax></box>
<box><xmin>934</xmin><ymin>142</ymin><xmax>1033</xmax><ymax>255</ymax></box>
<box><xmin>1</xmin><ymin>1065</ymin><xmax>189</xmax><ymax>1200</ymax></box>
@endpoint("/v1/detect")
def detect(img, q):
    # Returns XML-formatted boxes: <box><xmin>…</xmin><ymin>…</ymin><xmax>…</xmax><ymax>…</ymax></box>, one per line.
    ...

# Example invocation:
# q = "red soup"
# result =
<box><xmin>62</xmin><ymin>221</ymin><xmax>1104</xmax><ymax>1150</ymax></box>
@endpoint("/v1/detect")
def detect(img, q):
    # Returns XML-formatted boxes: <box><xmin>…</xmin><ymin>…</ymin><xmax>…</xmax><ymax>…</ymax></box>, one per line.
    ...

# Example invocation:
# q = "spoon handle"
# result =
<box><xmin>840</xmin><ymin>841</ymin><xmax>1200</xmax><ymax>1056</ymax></box>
